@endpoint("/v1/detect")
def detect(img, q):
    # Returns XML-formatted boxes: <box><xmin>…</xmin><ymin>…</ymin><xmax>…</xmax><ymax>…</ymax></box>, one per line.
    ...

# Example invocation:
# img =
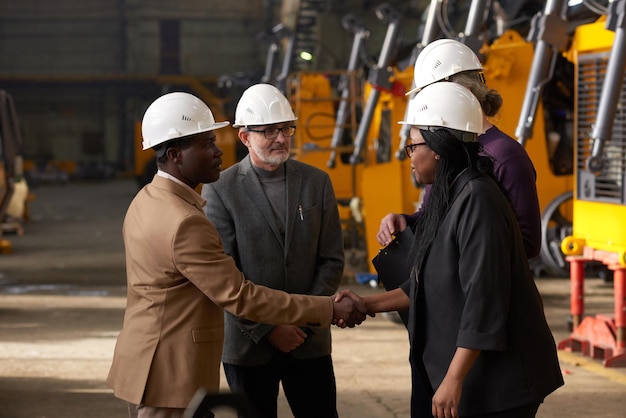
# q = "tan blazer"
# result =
<box><xmin>107</xmin><ymin>175</ymin><xmax>332</xmax><ymax>408</ymax></box>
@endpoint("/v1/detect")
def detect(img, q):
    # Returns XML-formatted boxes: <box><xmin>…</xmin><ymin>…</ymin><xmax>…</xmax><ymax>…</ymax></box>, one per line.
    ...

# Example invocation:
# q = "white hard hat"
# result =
<box><xmin>141</xmin><ymin>92</ymin><xmax>229</xmax><ymax>150</ymax></box>
<box><xmin>399</xmin><ymin>82</ymin><xmax>484</xmax><ymax>138</ymax></box>
<box><xmin>233</xmin><ymin>83</ymin><xmax>297</xmax><ymax>128</ymax></box>
<box><xmin>406</xmin><ymin>39</ymin><xmax>483</xmax><ymax>96</ymax></box>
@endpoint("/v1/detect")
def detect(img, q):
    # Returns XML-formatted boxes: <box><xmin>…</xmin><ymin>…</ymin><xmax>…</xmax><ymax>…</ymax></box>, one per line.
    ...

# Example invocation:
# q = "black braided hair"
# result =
<box><xmin>410</xmin><ymin>127</ymin><xmax>495</xmax><ymax>271</ymax></box>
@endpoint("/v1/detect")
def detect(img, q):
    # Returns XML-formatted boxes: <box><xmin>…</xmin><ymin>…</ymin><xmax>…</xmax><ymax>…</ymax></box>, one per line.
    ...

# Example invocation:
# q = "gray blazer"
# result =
<box><xmin>202</xmin><ymin>156</ymin><xmax>345</xmax><ymax>365</ymax></box>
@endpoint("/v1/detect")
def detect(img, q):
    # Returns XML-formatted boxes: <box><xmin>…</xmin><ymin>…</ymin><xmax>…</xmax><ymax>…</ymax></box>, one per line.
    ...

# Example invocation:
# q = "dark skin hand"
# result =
<box><xmin>432</xmin><ymin>347</ymin><xmax>480</xmax><ymax>418</ymax></box>
<box><xmin>334</xmin><ymin>288</ymin><xmax>408</xmax><ymax>327</ymax></box>
<box><xmin>331</xmin><ymin>290</ymin><xmax>368</xmax><ymax>327</ymax></box>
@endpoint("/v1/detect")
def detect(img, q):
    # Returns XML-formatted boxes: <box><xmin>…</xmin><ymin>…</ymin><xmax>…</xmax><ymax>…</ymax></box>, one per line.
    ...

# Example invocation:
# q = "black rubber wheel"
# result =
<box><xmin>539</xmin><ymin>191</ymin><xmax>573</xmax><ymax>277</ymax></box>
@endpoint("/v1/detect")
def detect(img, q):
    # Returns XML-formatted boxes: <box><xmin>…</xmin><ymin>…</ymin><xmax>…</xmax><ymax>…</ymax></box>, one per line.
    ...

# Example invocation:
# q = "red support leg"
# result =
<box><xmin>569</xmin><ymin>257</ymin><xmax>586</xmax><ymax>328</ymax></box>
<box><xmin>559</xmin><ymin>257</ymin><xmax>626</xmax><ymax>367</ymax></box>
<box><xmin>604</xmin><ymin>268</ymin><xmax>626</xmax><ymax>366</ymax></box>
<box><xmin>558</xmin><ymin>257</ymin><xmax>588</xmax><ymax>354</ymax></box>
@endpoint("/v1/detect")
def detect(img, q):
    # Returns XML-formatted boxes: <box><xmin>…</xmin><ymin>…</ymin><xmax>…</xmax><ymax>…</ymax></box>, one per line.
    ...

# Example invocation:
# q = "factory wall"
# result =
<box><xmin>0</xmin><ymin>0</ymin><xmax>270</xmax><ymax>178</ymax></box>
<box><xmin>0</xmin><ymin>0</ymin><xmax>422</xmax><ymax>179</ymax></box>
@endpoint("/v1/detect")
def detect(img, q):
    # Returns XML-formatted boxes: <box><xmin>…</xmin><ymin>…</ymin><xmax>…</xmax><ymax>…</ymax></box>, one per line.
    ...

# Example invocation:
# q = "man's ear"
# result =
<box><xmin>166</xmin><ymin>146</ymin><xmax>181</xmax><ymax>163</ymax></box>
<box><xmin>238</xmin><ymin>129</ymin><xmax>250</xmax><ymax>147</ymax></box>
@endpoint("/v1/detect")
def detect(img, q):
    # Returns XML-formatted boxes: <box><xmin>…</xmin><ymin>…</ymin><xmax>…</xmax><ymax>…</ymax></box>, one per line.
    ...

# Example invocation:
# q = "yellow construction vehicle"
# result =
<box><xmin>358</xmin><ymin>0</ymin><xmax>580</xmax><ymax>277</ymax></box>
<box><xmin>557</xmin><ymin>0</ymin><xmax>626</xmax><ymax>367</ymax></box>
<box><xmin>222</xmin><ymin>0</ymin><xmax>608</xmax><ymax>281</ymax></box>
<box><xmin>322</xmin><ymin>0</ymin><xmax>577</xmax><ymax>277</ymax></box>
<box><xmin>560</xmin><ymin>16</ymin><xmax>626</xmax><ymax>269</ymax></box>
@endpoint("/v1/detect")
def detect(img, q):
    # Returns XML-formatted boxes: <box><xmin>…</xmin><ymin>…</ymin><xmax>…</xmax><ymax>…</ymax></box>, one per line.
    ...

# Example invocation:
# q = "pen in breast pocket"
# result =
<box><xmin>298</xmin><ymin>205</ymin><xmax>303</xmax><ymax>220</ymax></box>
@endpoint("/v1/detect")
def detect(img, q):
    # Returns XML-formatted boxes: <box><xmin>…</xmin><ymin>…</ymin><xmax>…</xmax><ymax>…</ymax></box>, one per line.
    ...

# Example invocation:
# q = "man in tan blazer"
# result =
<box><xmin>106</xmin><ymin>92</ymin><xmax>365</xmax><ymax>418</ymax></box>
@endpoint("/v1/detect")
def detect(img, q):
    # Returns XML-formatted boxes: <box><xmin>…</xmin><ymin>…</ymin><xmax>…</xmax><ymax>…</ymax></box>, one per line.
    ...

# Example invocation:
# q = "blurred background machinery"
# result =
<box><xmin>1</xmin><ymin>0</ymin><xmax>624</xmax><ymax>292</ymax></box>
<box><xmin>0</xmin><ymin>89</ymin><xmax>26</xmax><ymax>253</ymax></box>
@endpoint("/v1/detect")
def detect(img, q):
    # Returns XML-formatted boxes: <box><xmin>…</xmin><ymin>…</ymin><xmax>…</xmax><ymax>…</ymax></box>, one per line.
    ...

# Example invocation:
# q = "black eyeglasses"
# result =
<box><xmin>246</xmin><ymin>126</ymin><xmax>296</xmax><ymax>139</ymax></box>
<box><xmin>404</xmin><ymin>142</ymin><xmax>428</xmax><ymax>158</ymax></box>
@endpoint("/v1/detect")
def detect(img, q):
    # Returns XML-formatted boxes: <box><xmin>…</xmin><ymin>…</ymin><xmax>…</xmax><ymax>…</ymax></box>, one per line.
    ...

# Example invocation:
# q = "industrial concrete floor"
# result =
<box><xmin>1</xmin><ymin>178</ymin><xmax>625</xmax><ymax>418</ymax></box>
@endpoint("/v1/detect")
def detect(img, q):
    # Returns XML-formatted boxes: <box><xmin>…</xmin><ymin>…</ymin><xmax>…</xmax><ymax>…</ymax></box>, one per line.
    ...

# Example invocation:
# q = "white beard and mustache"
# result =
<box><xmin>250</xmin><ymin>141</ymin><xmax>290</xmax><ymax>165</ymax></box>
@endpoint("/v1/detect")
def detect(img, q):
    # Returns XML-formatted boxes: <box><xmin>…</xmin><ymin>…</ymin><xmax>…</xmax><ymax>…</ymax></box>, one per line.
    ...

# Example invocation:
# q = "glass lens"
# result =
<box><xmin>282</xmin><ymin>126</ymin><xmax>296</xmax><ymax>137</ymax></box>
<box><xmin>264</xmin><ymin>128</ymin><xmax>279</xmax><ymax>139</ymax></box>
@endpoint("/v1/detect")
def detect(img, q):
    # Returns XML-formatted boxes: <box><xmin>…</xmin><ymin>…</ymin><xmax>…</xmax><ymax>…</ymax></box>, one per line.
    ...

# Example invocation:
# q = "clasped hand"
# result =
<box><xmin>331</xmin><ymin>289</ymin><xmax>370</xmax><ymax>328</ymax></box>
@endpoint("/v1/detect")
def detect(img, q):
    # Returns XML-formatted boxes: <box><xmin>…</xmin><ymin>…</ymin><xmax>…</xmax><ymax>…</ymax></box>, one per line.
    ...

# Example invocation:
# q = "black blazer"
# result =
<box><xmin>406</xmin><ymin>169</ymin><xmax>563</xmax><ymax>416</ymax></box>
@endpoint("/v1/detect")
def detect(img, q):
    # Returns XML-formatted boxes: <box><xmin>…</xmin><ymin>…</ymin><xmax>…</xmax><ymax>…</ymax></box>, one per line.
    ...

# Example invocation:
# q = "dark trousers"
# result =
<box><xmin>223</xmin><ymin>353</ymin><xmax>338</xmax><ymax>418</ymax></box>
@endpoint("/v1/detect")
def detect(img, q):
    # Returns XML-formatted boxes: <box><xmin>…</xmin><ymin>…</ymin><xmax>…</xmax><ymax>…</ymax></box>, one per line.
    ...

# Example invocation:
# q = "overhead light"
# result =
<box><xmin>299</xmin><ymin>51</ymin><xmax>313</xmax><ymax>61</ymax></box>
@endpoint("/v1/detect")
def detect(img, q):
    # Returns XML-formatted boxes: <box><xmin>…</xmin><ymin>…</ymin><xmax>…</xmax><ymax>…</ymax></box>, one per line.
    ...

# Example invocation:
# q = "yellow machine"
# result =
<box><xmin>561</xmin><ymin>18</ymin><xmax>626</xmax><ymax>267</ymax></box>
<box><xmin>225</xmin><ymin>1</ymin><xmax>612</xmax><ymax>281</ymax></box>
<box><xmin>292</xmin><ymin>0</ymin><xmax>581</xmax><ymax>277</ymax></box>
<box><xmin>350</xmin><ymin>30</ymin><xmax>576</xmax><ymax>276</ymax></box>
<box><xmin>557</xmin><ymin>14</ymin><xmax>626</xmax><ymax>367</ymax></box>
<box><xmin>358</xmin><ymin>67</ymin><xmax>422</xmax><ymax>274</ymax></box>
<box><xmin>289</xmin><ymin>7</ymin><xmax>578</xmax><ymax>276</ymax></box>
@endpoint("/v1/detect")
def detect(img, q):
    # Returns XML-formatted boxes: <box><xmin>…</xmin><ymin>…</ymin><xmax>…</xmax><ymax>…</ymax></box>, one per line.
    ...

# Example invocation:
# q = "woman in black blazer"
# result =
<box><xmin>339</xmin><ymin>82</ymin><xmax>563</xmax><ymax>418</ymax></box>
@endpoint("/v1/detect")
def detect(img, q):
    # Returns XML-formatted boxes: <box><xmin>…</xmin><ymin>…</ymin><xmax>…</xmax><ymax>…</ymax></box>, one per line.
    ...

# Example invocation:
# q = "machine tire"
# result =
<box><xmin>539</xmin><ymin>191</ymin><xmax>573</xmax><ymax>277</ymax></box>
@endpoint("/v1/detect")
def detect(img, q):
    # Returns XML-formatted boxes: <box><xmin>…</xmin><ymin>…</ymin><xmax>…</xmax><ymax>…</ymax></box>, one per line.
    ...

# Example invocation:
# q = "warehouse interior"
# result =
<box><xmin>1</xmin><ymin>0</ymin><xmax>626</xmax><ymax>416</ymax></box>
<box><xmin>0</xmin><ymin>0</ymin><xmax>422</xmax><ymax>180</ymax></box>
<box><xmin>1</xmin><ymin>0</ymin><xmax>625</xmax><ymax>271</ymax></box>
<box><xmin>2</xmin><ymin>0</ymin><xmax>621</xmax><ymax>270</ymax></box>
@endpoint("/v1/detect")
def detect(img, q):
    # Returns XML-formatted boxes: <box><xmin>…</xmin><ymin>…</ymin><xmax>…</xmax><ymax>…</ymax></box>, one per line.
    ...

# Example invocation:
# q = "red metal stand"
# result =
<box><xmin>558</xmin><ymin>256</ymin><xmax>626</xmax><ymax>367</ymax></box>
<box><xmin>568</xmin><ymin>256</ymin><xmax>587</xmax><ymax>328</ymax></box>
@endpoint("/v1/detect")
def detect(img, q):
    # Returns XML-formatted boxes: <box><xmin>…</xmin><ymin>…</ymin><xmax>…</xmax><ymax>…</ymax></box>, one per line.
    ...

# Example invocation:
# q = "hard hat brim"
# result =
<box><xmin>232</xmin><ymin>117</ymin><xmax>298</xmax><ymax>129</ymax></box>
<box><xmin>405</xmin><ymin>86</ymin><xmax>419</xmax><ymax>97</ymax></box>
<box><xmin>204</xmin><ymin>121</ymin><xmax>231</xmax><ymax>131</ymax></box>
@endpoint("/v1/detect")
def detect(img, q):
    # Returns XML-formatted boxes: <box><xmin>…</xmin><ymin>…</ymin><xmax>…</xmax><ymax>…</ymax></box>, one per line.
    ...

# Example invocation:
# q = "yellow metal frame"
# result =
<box><xmin>360</xmin><ymin>67</ymin><xmax>422</xmax><ymax>272</ymax></box>
<box><xmin>482</xmin><ymin>30</ymin><xmax>574</xmax><ymax>213</ymax></box>
<box><xmin>560</xmin><ymin>19</ymin><xmax>626</xmax><ymax>267</ymax></box>
<box><xmin>290</xmin><ymin>72</ymin><xmax>363</xmax><ymax>206</ymax></box>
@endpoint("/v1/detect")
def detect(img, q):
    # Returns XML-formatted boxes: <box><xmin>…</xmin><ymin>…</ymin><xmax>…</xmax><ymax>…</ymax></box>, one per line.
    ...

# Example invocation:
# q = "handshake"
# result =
<box><xmin>331</xmin><ymin>289</ymin><xmax>372</xmax><ymax>328</ymax></box>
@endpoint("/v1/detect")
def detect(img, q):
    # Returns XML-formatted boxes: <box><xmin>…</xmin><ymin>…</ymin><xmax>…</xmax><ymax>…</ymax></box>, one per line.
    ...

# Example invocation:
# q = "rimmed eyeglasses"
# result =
<box><xmin>246</xmin><ymin>126</ymin><xmax>296</xmax><ymax>139</ymax></box>
<box><xmin>404</xmin><ymin>142</ymin><xmax>428</xmax><ymax>158</ymax></box>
